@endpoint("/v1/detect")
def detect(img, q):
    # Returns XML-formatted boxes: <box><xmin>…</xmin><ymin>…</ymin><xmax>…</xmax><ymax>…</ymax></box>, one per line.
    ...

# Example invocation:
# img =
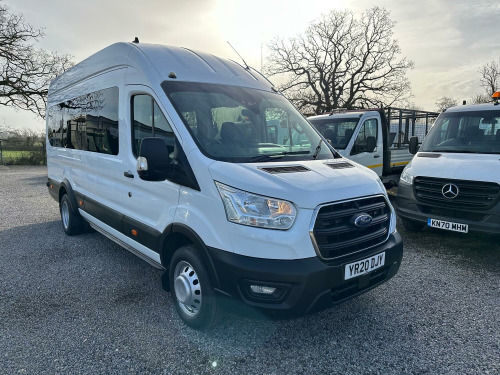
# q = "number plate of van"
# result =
<box><xmin>344</xmin><ymin>252</ymin><xmax>385</xmax><ymax>280</ymax></box>
<box><xmin>427</xmin><ymin>218</ymin><xmax>468</xmax><ymax>233</ymax></box>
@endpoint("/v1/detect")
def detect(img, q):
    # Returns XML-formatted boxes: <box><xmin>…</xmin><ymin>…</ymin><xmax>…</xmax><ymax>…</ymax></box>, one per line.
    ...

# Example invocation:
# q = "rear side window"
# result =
<box><xmin>47</xmin><ymin>87</ymin><xmax>119</xmax><ymax>155</ymax></box>
<box><xmin>47</xmin><ymin>105</ymin><xmax>63</xmax><ymax>147</ymax></box>
<box><xmin>132</xmin><ymin>95</ymin><xmax>173</xmax><ymax>156</ymax></box>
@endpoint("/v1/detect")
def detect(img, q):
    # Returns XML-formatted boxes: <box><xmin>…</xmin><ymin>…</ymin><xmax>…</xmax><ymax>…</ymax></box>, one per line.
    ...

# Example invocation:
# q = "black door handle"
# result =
<box><xmin>124</xmin><ymin>171</ymin><xmax>134</xmax><ymax>178</ymax></box>
<box><xmin>374</xmin><ymin>155</ymin><xmax>380</xmax><ymax>158</ymax></box>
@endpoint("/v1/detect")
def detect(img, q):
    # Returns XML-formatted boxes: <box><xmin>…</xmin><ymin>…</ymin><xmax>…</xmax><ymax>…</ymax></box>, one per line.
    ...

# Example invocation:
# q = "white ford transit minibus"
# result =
<box><xmin>397</xmin><ymin>95</ymin><xmax>500</xmax><ymax>235</ymax></box>
<box><xmin>46</xmin><ymin>42</ymin><xmax>403</xmax><ymax>328</ymax></box>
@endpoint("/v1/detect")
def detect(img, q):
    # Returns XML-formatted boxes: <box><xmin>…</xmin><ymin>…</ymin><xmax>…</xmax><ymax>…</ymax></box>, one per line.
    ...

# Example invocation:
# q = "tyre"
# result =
<box><xmin>169</xmin><ymin>245</ymin><xmax>220</xmax><ymax>329</ymax></box>
<box><xmin>402</xmin><ymin>218</ymin><xmax>426</xmax><ymax>231</ymax></box>
<box><xmin>60</xmin><ymin>194</ymin><xmax>87</xmax><ymax>235</ymax></box>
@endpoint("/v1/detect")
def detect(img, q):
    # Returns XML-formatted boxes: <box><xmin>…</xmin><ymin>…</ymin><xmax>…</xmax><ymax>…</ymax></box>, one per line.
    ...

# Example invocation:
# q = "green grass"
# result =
<box><xmin>1</xmin><ymin>150</ymin><xmax>46</xmax><ymax>165</ymax></box>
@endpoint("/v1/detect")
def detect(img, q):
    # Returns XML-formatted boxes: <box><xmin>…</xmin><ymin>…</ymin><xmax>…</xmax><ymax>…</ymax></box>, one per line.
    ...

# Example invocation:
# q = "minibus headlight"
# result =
<box><xmin>215</xmin><ymin>182</ymin><xmax>297</xmax><ymax>230</ymax></box>
<box><xmin>400</xmin><ymin>169</ymin><xmax>414</xmax><ymax>185</ymax></box>
<box><xmin>388</xmin><ymin>201</ymin><xmax>397</xmax><ymax>234</ymax></box>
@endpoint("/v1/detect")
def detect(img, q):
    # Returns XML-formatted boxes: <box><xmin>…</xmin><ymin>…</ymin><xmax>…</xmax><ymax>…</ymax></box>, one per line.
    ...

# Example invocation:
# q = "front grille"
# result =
<box><xmin>414</xmin><ymin>177</ymin><xmax>500</xmax><ymax>210</ymax></box>
<box><xmin>311</xmin><ymin>195</ymin><xmax>391</xmax><ymax>260</ymax></box>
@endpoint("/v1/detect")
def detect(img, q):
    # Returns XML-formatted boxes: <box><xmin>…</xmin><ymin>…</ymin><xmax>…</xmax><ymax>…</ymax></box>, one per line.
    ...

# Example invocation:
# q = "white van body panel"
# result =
<box><xmin>207</xmin><ymin>158</ymin><xmax>384</xmax><ymax>210</ymax></box>
<box><xmin>406</xmin><ymin>153</ymin><xmax>500</xmax><ymax>184</ymax></box>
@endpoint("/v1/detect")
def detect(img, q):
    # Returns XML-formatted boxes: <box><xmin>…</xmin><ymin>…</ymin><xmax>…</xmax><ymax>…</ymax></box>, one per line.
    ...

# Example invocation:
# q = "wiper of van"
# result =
<box><xmin>313</xmin><ymin>139</ymin><xmax>322</xmax><ymax>159</ymax></box>
<box><xmin>249</xmin><ymin>150</ymin><xmax>311</xmax><ymax>162</ymax></box>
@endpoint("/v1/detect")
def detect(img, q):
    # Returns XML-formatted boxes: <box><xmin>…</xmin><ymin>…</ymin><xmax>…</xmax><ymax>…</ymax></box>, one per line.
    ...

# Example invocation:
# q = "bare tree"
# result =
<box><xmin>264</xmin><ymin>7</ymin><xmax>414</xmax><ymax>114</ymax></box>
<box><xmin>469</xmin><ymin>93</ymin><xmax>490</xmax><ymax>105</ymax></box>
<box><xmin>435</xmin><ymin>96</ymin><xmax>458</xmax><ymax>112</ymax></box>
<box><xmin>0</xmin><ymin>5</ymin><xmax>73</xmax><ymax>118</ymax></box>
<box><xmin>479</xmin><ymin>59</ymin><xmax>500</xmax><ymax>96</ymax></box>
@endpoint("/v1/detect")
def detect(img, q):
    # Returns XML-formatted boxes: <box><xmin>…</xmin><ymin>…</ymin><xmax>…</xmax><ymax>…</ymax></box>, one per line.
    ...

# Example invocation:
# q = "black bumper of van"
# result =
<box><xmin>208</xmin><ymin>233</ymin><xmax>403</xmax><ymax>316</ymax></box>
<box><xmin>396</xmin><ymin>182</ymin><xmax>500</xmax><ymax>235</ymax></box>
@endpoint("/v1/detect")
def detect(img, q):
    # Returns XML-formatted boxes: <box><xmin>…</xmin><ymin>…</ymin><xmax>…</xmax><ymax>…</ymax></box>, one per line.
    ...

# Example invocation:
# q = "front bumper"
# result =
<box><xmin>208</xmin><ymin>232</ymin><xmax>403</xmax><ymax>316</ymax></box>
<box><xmin>396</xmin><ymin>182</ymin><xmax>500</xmax><ymax>235</ymax></box>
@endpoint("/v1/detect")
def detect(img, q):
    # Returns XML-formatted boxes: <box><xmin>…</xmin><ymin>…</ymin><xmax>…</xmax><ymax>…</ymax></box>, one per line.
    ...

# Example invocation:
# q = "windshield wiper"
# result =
<box><xmin>249</xmin><ymin>150</ymin><xmax>310</xmax><ymax>162</ymax></box>
<box><xmin>312</xmin><ymin>139</ymin><xmax>322</xmax><ymax>159</ymax></box>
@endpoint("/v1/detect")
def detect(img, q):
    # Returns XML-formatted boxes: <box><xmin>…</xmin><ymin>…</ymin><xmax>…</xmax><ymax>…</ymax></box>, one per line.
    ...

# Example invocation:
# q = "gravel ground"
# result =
<box><xmin>1</xmin><ymin>165</ymin><xmax>499</xmax><ymax>374</ymax></box>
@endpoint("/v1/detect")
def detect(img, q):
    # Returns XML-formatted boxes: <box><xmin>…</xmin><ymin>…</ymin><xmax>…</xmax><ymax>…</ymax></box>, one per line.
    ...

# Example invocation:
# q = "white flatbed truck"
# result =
<box><xmin>309</xmin><ymin>108</ymin><xmax>439</xmax><ymax>187</ymax></box>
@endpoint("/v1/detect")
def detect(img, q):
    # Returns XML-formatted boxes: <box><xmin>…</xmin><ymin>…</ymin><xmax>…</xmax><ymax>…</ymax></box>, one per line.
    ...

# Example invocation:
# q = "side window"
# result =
<box><xmin>437</xmin><ymin>118</ymin><xmax>450</xmax><ymax>144</ymax></box>
<box><xmin>132</xmin><ymin>95</ymin><xmax>174</xmax><ymax>156</ymax></box>
<box><xmin>352</xmin><ymin>119</ymin><xmax>378</xmax><ymax>155</ymax></box>
<box><xmin>47</xmin><ymin>105</ymin><xmax>62</xmax><ymax>147</ymax></box>
<box><xmin>265</xmin><ymin>108</ymin><xmax>288</xmax><ymax>144</ymax></box>
<box><xmin>47</xmin><ymin>87</ymin><xmax>118</xmax><ymax>154</ymax></box>
<box><xmin>81</xmin><ymin>88</ymin><xmax>119</xmax><ymax>155</ymax></box>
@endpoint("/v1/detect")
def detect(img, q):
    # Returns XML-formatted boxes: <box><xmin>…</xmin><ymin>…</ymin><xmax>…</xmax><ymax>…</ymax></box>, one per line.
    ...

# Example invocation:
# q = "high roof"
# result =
<box><xmin>446</xmin><ymin>102</ymin><xmax>500</xmax><ymax>113</ymax></box>
<box><xmin>49</xmin><ymin>42</ymin><xmax>273</xmax><ymax>95</ymax></box>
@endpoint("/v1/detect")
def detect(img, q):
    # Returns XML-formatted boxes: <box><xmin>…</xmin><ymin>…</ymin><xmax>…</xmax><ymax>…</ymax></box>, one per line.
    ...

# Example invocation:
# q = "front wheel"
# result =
<box><xmin>402</xmin><ymin>218</ymin><xmax>426</xmax><ymax>232</ymax></box>
<box><xmin>169</xmin><ymin>245</ymin><xmax>220</xmax><ymax>329</ymax></box>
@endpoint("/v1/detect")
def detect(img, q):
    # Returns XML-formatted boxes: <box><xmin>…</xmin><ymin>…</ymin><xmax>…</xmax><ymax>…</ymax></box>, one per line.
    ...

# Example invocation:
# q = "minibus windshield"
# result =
<box><xmin>162</xmin><ymin>81</ymin><xmax>337</xmax><ymax>162</ymax></box>
<box><xmin>420</xmin><ymin>109</ymin><xmax>500</xmax><ymax>154</ymax></box>
<box><xmin>308</xmin><ymin>117</ymin><xmax>359</xmax><ymax>149</ymax></box>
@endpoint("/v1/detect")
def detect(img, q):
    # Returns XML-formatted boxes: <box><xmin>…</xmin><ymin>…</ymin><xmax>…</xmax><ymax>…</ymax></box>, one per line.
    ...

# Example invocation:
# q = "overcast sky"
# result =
<box><xmin>3</xmin><ymin>0</ymin><xmax>500</xmax><ymax>131</ymax></box>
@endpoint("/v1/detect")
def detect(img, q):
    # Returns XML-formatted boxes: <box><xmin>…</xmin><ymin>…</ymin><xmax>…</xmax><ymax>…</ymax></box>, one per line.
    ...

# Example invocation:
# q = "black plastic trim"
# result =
<box><xmin>122</xmin><ymin>215</ymin><xmax>161</xmax><ymax>251</ymax></box>
<box><xmin>207</xmin><ymin>232</ymin><xmax>403</xmax><ymax>315</ymax></box>
<box><xmin>60</xmin><ymin>179</ymin><xmax>80</xmax><ymax>215</ymax></box>
<box><xmin>47</xmin><ymin>178</ymin><xmax>60</xmax><ymax>202</ymax></box>
<box><xmin>83</xmin><ymin>195</ymin><xmax>123</xmax><ymax>233</ymax></box>
<box><xmin>159</xmin><ymin>223</ymin><xmax>220</xmax><ymax>288</ymax></box>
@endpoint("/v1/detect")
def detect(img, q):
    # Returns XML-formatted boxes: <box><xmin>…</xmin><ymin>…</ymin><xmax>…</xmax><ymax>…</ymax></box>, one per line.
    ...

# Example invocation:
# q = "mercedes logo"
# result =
<box><xmin>442</xmin><ymin>183</ymin><xmax>459</xmax><ymax>199</ymax></box>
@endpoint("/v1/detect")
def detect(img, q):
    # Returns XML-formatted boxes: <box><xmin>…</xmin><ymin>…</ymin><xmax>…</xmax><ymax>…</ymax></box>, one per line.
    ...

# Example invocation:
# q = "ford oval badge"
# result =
<box><xmin>353</xmin><ymin>213</ymin><xmax>373</xmax><ymax>228</ymax></box>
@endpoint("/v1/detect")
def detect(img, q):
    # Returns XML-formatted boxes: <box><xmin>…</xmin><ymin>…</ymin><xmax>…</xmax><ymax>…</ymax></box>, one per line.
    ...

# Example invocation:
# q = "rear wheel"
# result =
<box><xmin>402</xmin><ymin>218</ymin><xmax>426</xmax><ymax>232</ymax></box>
<box><xmin>169</xmin><ymin>245</ymin><xmax>220</xmax><ymax>329</ymax></box>
<box><xmin>60</xmin><ymin>194</ymin><xmax>87</xmax><ymax>235</ymax></box>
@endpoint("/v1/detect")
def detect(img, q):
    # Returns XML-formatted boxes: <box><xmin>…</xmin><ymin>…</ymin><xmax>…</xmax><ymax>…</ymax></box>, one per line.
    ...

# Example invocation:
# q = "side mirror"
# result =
<box><xmin>409</xmin><ymin>136</ymin><xmax>419</xmax><ymax>155</ymax></box>
<box><xmin>366</xmin><ymin>136</ymin><xmax>376</xmax><ymax>153</ymax></box>
<box><xmin>137</xmin><ymin>137</ymin><xmax>174</xmax><ymax>181</ymax></box>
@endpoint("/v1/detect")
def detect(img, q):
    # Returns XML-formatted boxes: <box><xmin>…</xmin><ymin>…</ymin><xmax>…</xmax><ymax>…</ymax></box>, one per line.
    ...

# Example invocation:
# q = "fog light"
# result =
<box><xmin>250</xmin><ymin>285</ymin><xmax>277</xmax><ymax>295</ymax></box>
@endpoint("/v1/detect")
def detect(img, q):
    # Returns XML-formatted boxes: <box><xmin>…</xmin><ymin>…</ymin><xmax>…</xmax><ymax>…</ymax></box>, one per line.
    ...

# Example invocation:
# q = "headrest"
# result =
<box><xmin>463</xmin><ymin>126</ymin><xmax>482</xmax><ymax>138</ymax></box>
<box><xmin>324</xmin><ymin>129</ymin><xmax>335</xmax><ymax>140</ymax></box>
<box><xmin>221</xmin><ymin>122</ymin><xmax>238</xmax><ymax>141</ymax></box>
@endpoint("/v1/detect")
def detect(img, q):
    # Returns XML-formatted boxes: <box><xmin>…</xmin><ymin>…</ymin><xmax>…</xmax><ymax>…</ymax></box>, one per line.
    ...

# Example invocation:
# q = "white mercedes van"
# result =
<box><xmin>46</xmin><ymin>42</ymin><xmax>403</xmax><ymax>328</ymax></box>
<box><xmin>396</xmin><ymin>96</ymin><xmax>500</xmax><ymax>235</ymax></box>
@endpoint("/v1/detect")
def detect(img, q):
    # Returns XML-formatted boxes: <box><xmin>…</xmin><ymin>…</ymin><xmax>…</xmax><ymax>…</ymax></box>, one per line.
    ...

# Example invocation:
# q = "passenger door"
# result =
<box><xmin>349</xmin><ymin>117</ymin><xmax>383</xmax><ymax>176</ymax></box>
<box><xmin>78</xmin><ymin>87</ymin><xmax>125</xmax><ymax>217</ymax></box>
<box><xmin>120</xmin><ymin>87</ymin><xmax>180</xmax><ymax>252</ymax></box>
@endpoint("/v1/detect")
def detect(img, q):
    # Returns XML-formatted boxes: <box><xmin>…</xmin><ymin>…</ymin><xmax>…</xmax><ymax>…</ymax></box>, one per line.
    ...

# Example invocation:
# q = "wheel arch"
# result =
<box><xmin>59</xmin><ymin>179</ymin><xmax>79</xmax><ymax>215</ymax></box>
<box><xmin>159</xmin><ymin>223</ymin><xmax>220</xmax><ymax>290</ymax></box>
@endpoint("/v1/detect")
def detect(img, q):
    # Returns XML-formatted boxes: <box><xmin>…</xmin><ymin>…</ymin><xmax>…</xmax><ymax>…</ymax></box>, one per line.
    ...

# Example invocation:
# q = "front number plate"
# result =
<box><xmin>344</xmin><ymin>252</ymin><xmax>385</xmax><ymax>280</ymax></box>
<box><xmin>427</xmin><ymin>218</ymin><xmax>468</xmax><ymax>233</ymax></box>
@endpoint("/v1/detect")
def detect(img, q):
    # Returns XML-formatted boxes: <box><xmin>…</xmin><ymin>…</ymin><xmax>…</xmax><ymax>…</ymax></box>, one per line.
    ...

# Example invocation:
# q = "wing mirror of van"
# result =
<box><xmin>366</xmin><ymin>136</ymin><xmax>376</xmax><ymax>153</ymax></box>
<box><xmin>409</xmin><ymin>136</ymin><xmax>419</xmax><ymax>155</ymax></box>
<box><xmin>137</xmin><ymin>137</ymin><xmax>175</xmax><ymax>181</ymax></box>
